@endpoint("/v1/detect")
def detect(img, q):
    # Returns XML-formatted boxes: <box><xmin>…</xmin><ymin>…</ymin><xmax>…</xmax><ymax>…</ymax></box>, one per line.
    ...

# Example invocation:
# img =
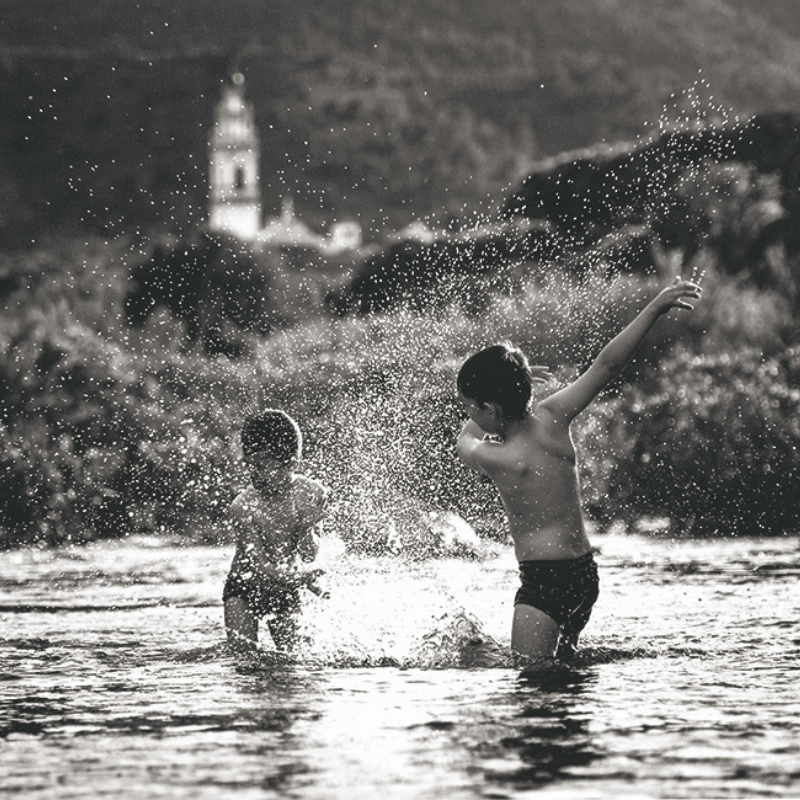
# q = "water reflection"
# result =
<box><xmin>406</xmin><ymin>666</ymin><xmax>603</xmax><ymax>793</ymax></box>
<box><xmin>483</xmin><ymin>669</ymin><xmax>600</xmax><ymax>789</ymax></box>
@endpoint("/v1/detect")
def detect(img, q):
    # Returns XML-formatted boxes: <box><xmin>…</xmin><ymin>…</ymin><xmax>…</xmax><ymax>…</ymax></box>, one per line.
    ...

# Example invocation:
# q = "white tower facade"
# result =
<box><xmin>208</xmin><ymin>72</ymin><xmax>261</xmax><ymax>241</ymax></box>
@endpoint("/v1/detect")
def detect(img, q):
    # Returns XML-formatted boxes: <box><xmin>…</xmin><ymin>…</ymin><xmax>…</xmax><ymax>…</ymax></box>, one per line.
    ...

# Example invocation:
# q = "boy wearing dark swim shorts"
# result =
<box><xmin>456</xmin><ymin>279</ymin><xmax>702</xmax><ymax>662</ymax></box>
<box><xmin>223</xmin><ymin>410</ymin><xmax>329</xmax><ymax>651</ymax></box>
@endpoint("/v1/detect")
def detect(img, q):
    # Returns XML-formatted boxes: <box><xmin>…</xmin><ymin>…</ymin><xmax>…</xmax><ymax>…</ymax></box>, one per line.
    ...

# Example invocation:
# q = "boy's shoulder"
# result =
<box><xmin>228</xmin><ymin>477</ymin><xmax>329</xmax><ymax>519</ymax></box>
<box><xmin>229</xmin><ymin>486</ymin><xmax>260</xmax><ymax>518</ymax></box>
<box><xmin>484</xmin><ymin>412</ymin><xmax>573</xmax><ymax>465</ymax></box>
<box><xmin>292</xmin><ymin>474</ymin><xmax>329</xmax><ymax>507</ymax></box>
<box><xmin>291</xmin><ymin>474</ymin><xmax>330</xmax><ymax>524</ymax></box>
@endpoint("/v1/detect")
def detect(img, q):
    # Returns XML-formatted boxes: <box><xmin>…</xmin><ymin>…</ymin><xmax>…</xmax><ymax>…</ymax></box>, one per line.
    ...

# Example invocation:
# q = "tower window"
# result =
<box><xmin>234</xmin><ymin>167</ymin><xmax>246</xmax><ymax>190</ymax></box>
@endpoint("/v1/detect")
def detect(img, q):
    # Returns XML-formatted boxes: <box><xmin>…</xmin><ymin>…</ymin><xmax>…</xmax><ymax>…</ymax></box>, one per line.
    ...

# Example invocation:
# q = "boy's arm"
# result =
<box><xmin>296</xmin><ymin>527</ymin><xmax>320</xmax><ymax>562</ymax></box>
<box><xmin>293</xmin><ymin>476</ymin><xmax>330</xmax><ymax>596</ymax></box>
<box><xmin>292</xmin><ymin>527</ymin><xmax>327</xmax><ymax>595</ymax></box>
<box><xmin>540</xmin><ymin>279</ymin><xmax>701</xmax><ymax>425</ymax></box>
<box><xmin>293</xmin><ymin>476</ymin><xmax>328</xmax><ymax>563</ymax></box>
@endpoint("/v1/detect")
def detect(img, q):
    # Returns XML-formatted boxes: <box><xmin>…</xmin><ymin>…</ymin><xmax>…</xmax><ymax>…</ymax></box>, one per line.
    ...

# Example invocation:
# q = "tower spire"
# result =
<box><xmin>207</xmin><ymin>71</ymin><xmax>262</xmax><ymax>241</ymax></box>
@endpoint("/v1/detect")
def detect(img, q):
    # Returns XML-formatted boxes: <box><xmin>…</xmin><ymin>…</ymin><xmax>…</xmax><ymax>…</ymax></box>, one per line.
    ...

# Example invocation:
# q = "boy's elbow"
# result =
<box><xmin>457</xmin><ymin>444</ymin><xmax>481</xmax><ymax>473</ymax></box>
<box><xmin>456</xmin><ymin>438</ymin><xmax>472</xmax><ymax>468</ymax></box>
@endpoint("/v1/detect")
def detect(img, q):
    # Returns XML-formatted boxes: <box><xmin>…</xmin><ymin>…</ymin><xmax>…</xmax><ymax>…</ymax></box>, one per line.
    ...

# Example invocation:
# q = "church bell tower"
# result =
<box><xmin>208</xmin><ymin>72</ymin><xmax>261</xmax><ymax>241</ymax></box>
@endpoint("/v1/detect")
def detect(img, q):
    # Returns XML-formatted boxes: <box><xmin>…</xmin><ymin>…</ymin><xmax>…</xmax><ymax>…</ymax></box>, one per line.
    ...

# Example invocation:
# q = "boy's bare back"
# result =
<box><xmin>458</xmin><ymin>397</ymin><xmax>590</xmax><ymax>561</ymax></box>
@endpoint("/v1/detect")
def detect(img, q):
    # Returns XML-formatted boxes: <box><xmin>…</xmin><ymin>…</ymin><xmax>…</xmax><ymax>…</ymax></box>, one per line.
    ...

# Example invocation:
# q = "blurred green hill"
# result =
<box><xmin>2</xmin><ymin>0</ymin><xmax>800</xmax><ymax>245</ymax></box>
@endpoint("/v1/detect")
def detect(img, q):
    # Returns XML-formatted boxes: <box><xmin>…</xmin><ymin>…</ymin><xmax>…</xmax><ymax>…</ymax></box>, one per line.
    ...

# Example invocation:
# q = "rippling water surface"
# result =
<box><xmin>1</xmin><ymin>532</ymin><xmax>799</xmax><ymax>799</ymax></box>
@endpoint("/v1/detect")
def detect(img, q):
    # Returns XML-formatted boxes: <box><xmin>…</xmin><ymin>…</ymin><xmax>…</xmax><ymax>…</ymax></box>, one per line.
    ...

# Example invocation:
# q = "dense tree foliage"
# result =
<box><xmin>126</xmin><ymin>231</ymin><xmax>272</xmax><ymax>355</ymax></box>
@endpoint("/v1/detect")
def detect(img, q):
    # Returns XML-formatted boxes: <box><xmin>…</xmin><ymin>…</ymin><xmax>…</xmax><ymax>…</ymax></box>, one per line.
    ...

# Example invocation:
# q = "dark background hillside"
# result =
<box><xmin>2</xmin><ymin>0</ymin><xmax>800</xmax><ymax>247</ymax></box>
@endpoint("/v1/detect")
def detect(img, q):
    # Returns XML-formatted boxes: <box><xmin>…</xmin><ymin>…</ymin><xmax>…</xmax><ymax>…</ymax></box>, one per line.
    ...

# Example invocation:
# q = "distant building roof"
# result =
<box><xmin>389</xmin><ymin>220</ymin><xmax>445</xmax><ymax>245</ymax></box>
<box><xmin>256</xmin><ymin>197</ymin><xmax>322</xmax><ymax>249</ymax></box>
<box><xmin>255</xmin><ymin>197</ymin><xmax>364</xmax><ymax>256</ymax></box>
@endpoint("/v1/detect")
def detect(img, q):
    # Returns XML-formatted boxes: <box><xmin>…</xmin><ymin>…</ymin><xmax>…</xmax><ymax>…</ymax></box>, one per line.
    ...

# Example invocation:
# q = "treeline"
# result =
<box><xmin>4</xmin><ymin>0</ymin><xmax>800</xmax><ymax>246</ymax></box>
<box><xmin>3</xmin><ymin>243</ymin><xmax>800</xmax><ymax>549</ymax></box>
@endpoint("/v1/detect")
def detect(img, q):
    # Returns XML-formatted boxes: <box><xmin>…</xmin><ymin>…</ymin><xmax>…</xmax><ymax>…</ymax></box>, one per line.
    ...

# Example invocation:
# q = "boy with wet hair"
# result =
<box><xmin>456</xmin><ymin>279</ymin><xmax>702</xmax><ymax>663</ymax></box>
<box><xmin>223</xmin><ymin>409</ymin><xmax>329</xmax><ymax>651</ymax></box>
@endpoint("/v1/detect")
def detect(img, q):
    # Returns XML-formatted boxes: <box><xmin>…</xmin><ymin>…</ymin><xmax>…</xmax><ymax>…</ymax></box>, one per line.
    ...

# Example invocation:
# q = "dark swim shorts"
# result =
<box><xmin>222</xmin><ymin>572</ymin><xmax>301</xmax><ymax>620</ymax></box>
<box><xmin>514</xmin><ymin>551</ymin><xmax>599</xmax><ymax>637</ymax></box>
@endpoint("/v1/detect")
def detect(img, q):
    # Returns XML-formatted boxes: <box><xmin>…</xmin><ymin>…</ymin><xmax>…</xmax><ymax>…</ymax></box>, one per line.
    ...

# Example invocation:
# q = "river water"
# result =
<box><xmin>1</xmin><ymin>531</ymin><xmax>798</xmax><ymax>799</ymax></box>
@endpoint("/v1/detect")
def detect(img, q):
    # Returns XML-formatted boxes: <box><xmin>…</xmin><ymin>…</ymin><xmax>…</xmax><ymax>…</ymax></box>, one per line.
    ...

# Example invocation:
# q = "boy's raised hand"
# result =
<box><xmin>529</xmin><ymin>365</ymin><xmax>553</xmax><ymax>384</ymax></box>
<box><xmin>653</xmin><ymin>277</ymin><xmax>703</xmax><ymax>315</ymax></box>
<box><xmin>301</xmin><ymin>567</ymin><xmax>329</xmax><ymax>598</ymax></box>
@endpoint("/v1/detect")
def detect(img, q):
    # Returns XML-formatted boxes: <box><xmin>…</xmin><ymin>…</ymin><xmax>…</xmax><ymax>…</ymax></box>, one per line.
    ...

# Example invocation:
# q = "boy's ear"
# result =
<box><xmin>484</xmin><ymin>401</ymin><xmax>503</xmax><ymax>418</ymax></box>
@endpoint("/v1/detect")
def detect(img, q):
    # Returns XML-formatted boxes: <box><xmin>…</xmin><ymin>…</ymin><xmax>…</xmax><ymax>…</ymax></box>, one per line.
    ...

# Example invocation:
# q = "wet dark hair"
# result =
<box><xmin>457</xmin><ymin>342</ymin><xmax>533</xmax><ymax>421</ymax></box>
<box><xmin>241</xmin><ymin>409</ymin><xmax>302</xmax><ymax>463</ymax></box>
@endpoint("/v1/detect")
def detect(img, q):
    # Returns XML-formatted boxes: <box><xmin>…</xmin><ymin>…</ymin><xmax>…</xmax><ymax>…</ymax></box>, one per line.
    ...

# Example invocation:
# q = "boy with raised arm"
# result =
<box><xmin>456</xmin><ymin>279</ymin><xmax>702</xmax><ymax>663</ymax></box>
<box><xmin>223</xmin><ymin>409</ymin><xmax>329</xmax><ymax>651</ymax></box>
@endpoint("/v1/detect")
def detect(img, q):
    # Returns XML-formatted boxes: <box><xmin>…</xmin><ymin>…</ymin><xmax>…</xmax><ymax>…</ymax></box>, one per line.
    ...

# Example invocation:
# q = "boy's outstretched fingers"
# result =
<box><xmin>677</xmin><ymin>280</ymin><xmax>702</xmax><ymax>310</ymax></box>
<box><xmin>657</xmin><ymin>279</ymin><xmax>702</xmax><ymax>313</ymax></box>
<box><xmin>529</xmin><ymin>365</ymin><xmax>552</xmax><ymax>383</ymax></box>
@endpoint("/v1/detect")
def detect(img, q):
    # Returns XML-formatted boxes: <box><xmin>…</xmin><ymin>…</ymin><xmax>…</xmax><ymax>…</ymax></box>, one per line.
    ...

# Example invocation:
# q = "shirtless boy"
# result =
<box><xmin>223</xmin><ymin>409</ymin><xmax>329</xmax><ymax>651</ymax></box>
<box><xmin>456</xmin><ymin>279</ymin><xmax>702</xmax><ymax>662</ymax></box>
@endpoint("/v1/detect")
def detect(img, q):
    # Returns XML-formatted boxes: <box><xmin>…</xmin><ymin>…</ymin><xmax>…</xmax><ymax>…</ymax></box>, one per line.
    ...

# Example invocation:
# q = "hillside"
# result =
<box><xmin>2</xmin><ymin>0</ymin><xmax>800</xmax><ymax>246</ymax></box>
